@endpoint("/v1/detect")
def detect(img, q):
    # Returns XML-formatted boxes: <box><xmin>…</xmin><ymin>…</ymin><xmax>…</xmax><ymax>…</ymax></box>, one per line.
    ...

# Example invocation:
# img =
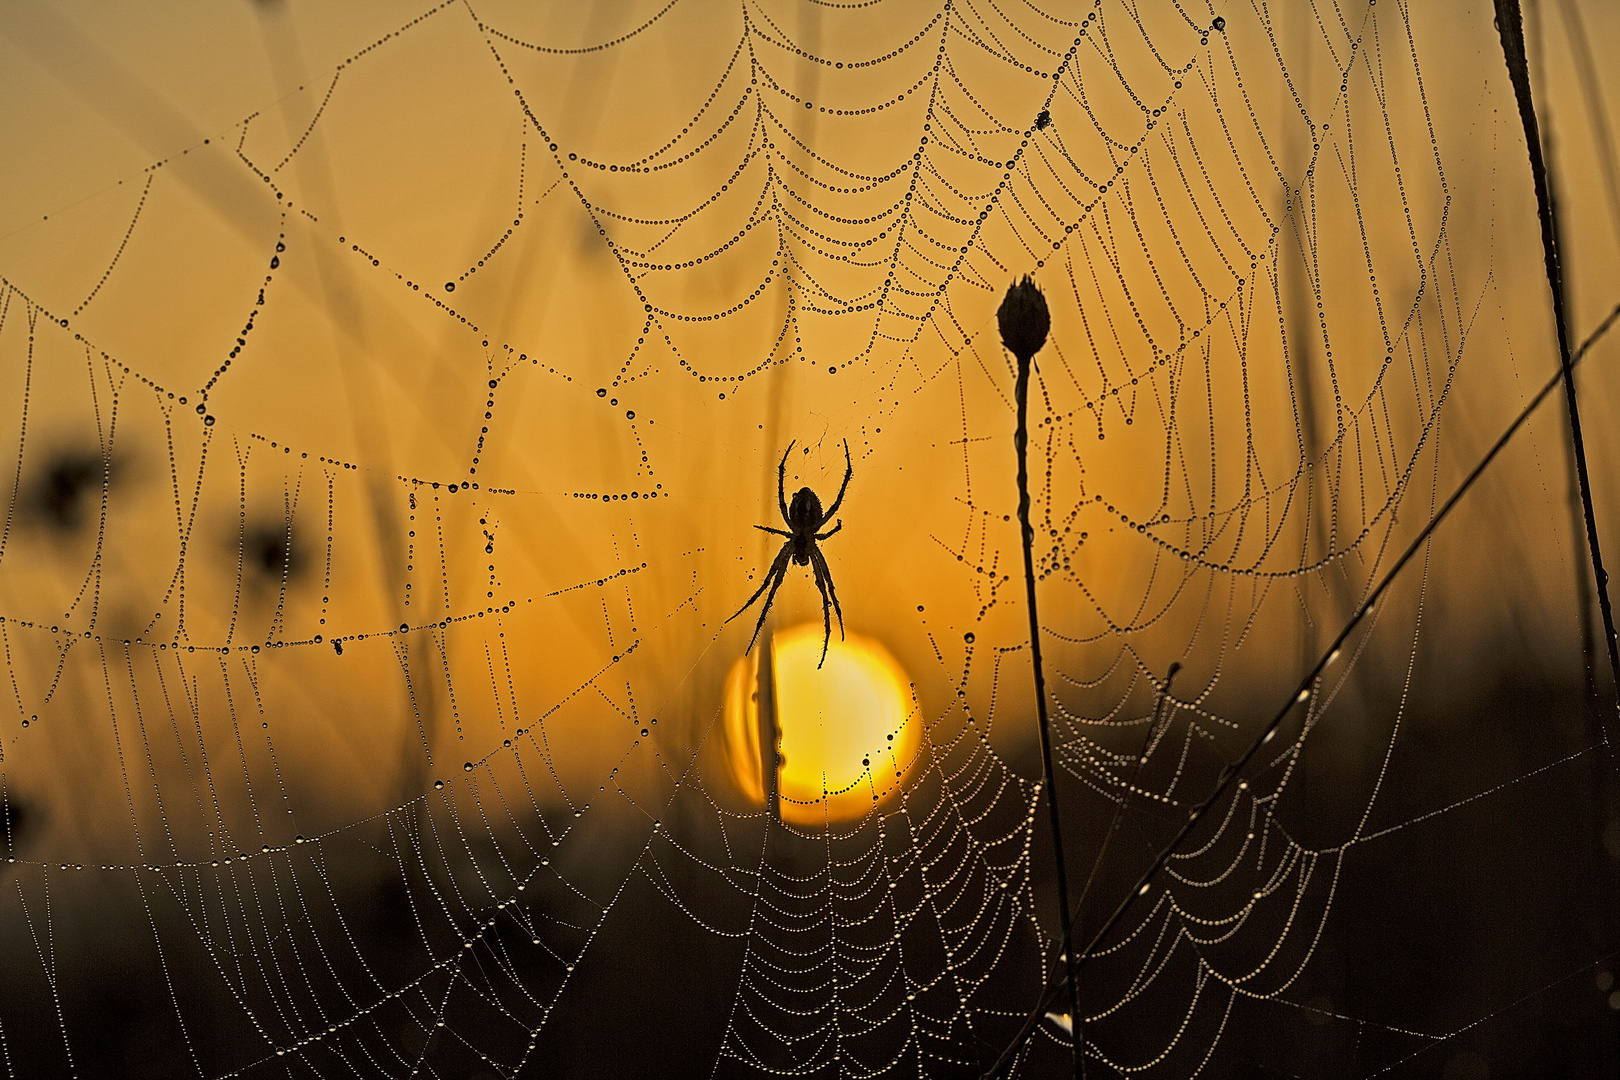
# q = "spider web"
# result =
<box><xmin>0</xmin><ymin>0</ymin><xmax>1617</xmax><ymax>1076</ymax></box>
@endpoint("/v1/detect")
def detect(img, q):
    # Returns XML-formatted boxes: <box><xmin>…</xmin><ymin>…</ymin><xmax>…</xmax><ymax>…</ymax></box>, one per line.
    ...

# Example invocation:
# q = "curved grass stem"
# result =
<box><xmin>1495</xmin><ymin>0</ymin><xmax>1620</xmax><ymax>728</ymax></box>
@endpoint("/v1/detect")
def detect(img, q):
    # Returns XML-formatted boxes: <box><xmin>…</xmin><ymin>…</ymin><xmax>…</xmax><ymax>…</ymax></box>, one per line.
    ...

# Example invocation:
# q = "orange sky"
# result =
<box><xmin>0</xmin><ymin>0</ymin><xmax>1616</xmax><ymax>860</ymax></box>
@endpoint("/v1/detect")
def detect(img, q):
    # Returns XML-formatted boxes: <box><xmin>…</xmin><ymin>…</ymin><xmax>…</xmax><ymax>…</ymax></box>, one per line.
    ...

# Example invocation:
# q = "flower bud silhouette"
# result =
<box><xmin>997</xmin><ymin>275</ymin><xmax>1050</xmax><ymax>363</ymax></box>
<box><xmin>1001</xmin><ymin>270</ymin><xmax>1081</xmax><ymax>1073</ymax></box>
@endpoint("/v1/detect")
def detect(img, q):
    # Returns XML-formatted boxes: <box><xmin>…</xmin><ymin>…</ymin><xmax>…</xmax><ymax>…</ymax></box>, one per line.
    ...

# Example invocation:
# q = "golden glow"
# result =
<box><xmin>722</xmin><ymin>624</ymin><xmax>919</xmax><ymax>826</ymax></box>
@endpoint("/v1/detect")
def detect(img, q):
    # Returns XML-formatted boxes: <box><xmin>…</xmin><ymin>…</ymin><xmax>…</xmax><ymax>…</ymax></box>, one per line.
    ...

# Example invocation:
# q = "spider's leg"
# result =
<box><xmin>809</xmin><ymin>549</ymin><xmax>835</xmax><ymax>668</ymax></box>
<box><xmin>727</xmin><ymin>544</ymin><xmax>791</xmax><ymax>625</ymax></box>
<box><xmin>813</xmin><ymin>547</ymin><xmax>845</xmax><ymax>641</ymax></box>
<box><xmin>778</xmin><ymin>441</ymin><xmax>795</xmax><ymax>524</ymax></box>
<box><xmin>814</xmin><ymin>520</ymin><xmax>842</xmax><ymax>542</ymax></box>
<box><xmin>755</xmin><ymin>525</ymin><xmax>793</xmax><ymax>538</ymax></box>
<box><xmin>728</xmin><ymin>545</ymin><xmax>793</xmax><ymax>654</ymax></box>
<box><xmin>819</xmin><ymin>439</ymin><xmax>854</xmax><ymax>525</ymax></box>
<box><xmin>744</xmin><ymin>553</ymin><xmax>793</xmax><ymax>655</ymax></box>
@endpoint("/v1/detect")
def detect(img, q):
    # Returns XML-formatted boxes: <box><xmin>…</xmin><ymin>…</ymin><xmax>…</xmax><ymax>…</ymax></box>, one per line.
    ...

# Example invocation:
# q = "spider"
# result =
<box><xmin>728</xmin><ymin>439</ymin><xmax>852</xmax><ymax>667</ymax></box>
<box><xmin>1034</xmin><ymin>109</ymin><xmax>1051</xmax><ymax>131</ymax></box>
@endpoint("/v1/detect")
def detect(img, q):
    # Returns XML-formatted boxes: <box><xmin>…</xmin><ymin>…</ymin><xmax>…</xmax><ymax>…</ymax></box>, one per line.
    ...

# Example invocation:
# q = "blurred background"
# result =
<box><xmin>1</xmin><ymin>0</ymin><xmax>1619</xmax><ymax>1076</ymax></box>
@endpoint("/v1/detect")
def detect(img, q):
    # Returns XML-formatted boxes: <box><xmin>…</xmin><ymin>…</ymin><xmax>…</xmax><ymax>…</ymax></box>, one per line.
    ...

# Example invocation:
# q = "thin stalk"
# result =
<box><xmin>758</xmin><ymin>626</ymin><xmax>781</xmax><ymax>825</ymax></box>
<box><xmin>1542</xmin><ymin>138</ymin><xmax>1604</xmax><ymax>726</ymax></box>
<box><xmin>1527</xmin><ymin>0</ymin><xmax>1616</xmax><ymax>963</ymax></box>
<box><xmin>1012</xmin><ymin>344</ymin><xmax>1083</xmax><ymax>1078</ymax></box>
<box><xmin>1494</xmin><ymin>0</ymin><xmax>1620</xmax><ymax>721</ymax></box>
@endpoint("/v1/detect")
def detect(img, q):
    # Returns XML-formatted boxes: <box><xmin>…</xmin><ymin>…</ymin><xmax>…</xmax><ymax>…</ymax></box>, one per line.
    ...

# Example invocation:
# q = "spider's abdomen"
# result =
<box><xmin>787</xmin><ymin>487</ymin><xmax>822</xmax><ymax>565</ymax></box>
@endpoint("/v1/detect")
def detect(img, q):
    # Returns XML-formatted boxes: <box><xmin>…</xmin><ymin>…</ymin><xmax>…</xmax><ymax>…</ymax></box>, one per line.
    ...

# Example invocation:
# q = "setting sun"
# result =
<box><xmin>722</xmin><ymin>623</ymin><xmax>919</xmax><ymax>825</ymax></box>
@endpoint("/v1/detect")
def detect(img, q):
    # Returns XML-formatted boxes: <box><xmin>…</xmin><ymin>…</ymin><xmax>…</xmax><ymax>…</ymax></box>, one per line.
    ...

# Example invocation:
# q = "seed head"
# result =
<box><xmin>997</xmin><ymin>275</ymin><xmax>1050</xmax><ymax>363</ymax></box>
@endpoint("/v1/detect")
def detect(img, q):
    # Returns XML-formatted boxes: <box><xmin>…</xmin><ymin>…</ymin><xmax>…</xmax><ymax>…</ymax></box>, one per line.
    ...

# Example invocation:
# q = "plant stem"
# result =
<box><xmin>1494</xmin><ymin>0</ymin><xmax>1620</xmax><ymax>729</ymax></box>
<box><xmin>758</xmin><ymin>625</ymin><xmax>780</xmax><ymax>825</ymax></box>
<box><xmin>1013</xmin><ymin>347</ymin><xmax>1083</xmax><ymax>1078</ymax></box>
